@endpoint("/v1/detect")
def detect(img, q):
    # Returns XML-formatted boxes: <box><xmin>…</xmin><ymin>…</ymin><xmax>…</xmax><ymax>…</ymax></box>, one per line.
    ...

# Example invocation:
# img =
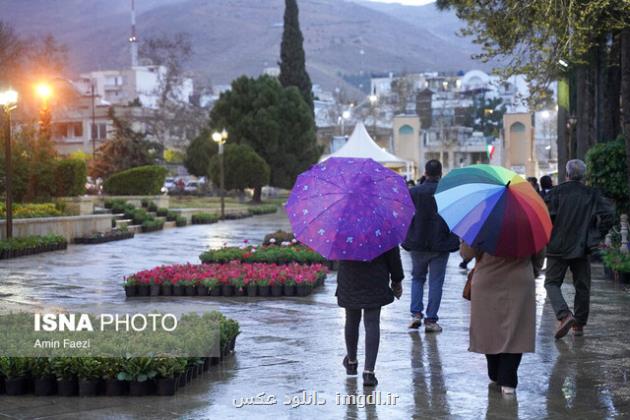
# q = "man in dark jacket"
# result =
<box><xmin>402</xmin><ymin>160</ymin><xmax>460</xmax><ymax>332</ymax></box>
<box><xmin>544</xmin><ymin>159</ymin><xmax>614</xmax><ymax>339</ymax></box>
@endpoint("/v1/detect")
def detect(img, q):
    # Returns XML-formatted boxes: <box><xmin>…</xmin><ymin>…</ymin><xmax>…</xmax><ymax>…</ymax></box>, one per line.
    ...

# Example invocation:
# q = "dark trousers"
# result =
<box><xmin>486</xmin><ymin>353</ymin><xmax>522</xmax><ymax>388</ymax></box>
<box><xmin>544</xmin><ymin>256</ymin><xmax>591</xmax><ymax>325</ymax></box>
<box><xmin>345</xmin><ymin>307</ymin><xmax>381</xmax><ymax>372</ymax></box>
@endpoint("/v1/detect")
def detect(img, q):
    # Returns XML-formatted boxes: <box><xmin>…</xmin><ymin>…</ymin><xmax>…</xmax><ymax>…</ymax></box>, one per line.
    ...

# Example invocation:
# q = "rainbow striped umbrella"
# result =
<box><xmin>435</xmin><ymin>164</ymin><xmax>551</xmax><ymax>258</ymax></box>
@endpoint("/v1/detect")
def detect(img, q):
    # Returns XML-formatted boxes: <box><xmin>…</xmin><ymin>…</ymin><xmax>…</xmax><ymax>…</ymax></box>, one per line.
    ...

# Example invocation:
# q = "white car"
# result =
<box><xmin>163</xmin><ymin>177</ymin><xmax>177</xmax><ymax>193</ymax></box>
<box><xmin>184</xmin><ymin>181</ymin><xmax>200</xmax><ymax>193</ymax></box>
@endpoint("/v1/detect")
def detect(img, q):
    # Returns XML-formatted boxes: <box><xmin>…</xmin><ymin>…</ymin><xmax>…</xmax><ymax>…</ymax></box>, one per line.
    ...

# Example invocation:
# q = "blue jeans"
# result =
<box><xmin>409</xmin><ymin>251</ymin><xmax>450</xmax><ymax>322</ymax></box>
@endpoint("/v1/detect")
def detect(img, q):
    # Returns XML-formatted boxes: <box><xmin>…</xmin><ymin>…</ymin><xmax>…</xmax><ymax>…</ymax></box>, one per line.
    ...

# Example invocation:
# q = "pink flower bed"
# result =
<box><xmin>126</xmin><ymin>261</ymin><xmax>328</xmax><ymax>287</ymax></box>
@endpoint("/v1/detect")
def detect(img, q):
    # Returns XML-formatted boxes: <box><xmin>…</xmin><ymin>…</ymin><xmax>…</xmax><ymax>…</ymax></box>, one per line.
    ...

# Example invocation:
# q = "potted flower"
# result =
<box><xmin>182</xmin><ymin>280</ymin><xmax>196</xmax><ymax>296</ymax></box>
<box><xmin>161</xmin><ymin>279</ymin><xmax>173</xmax><ymax>296</ymax></box>
<box><xmin>52</xmin><ymin>357</ymin><xmax>79</xmax><ymax>396</ymax></box>
<box><xmin>118</xmin><ymin>357</ymin><xmax>157</xmax><ymax>396</ymax></box>
<box><xmin>245</xmin><ymin>278</ymin><xmax>258</xmax><ymax>297</ymax></box>
<box><xmin>31</xmin><ymin>358</ymin><xmax>56</xmax><ymax>396</ymax></box>
<box><xmin>270</xmin><ymin>278</ymin><xmax>283</xmax><ymax>297</ymax></box>
<box><xmin>123</xmin><ymin>277</ymin><xmax>137</xmax><ymax>297</ymax></box>
<box><xmin>284</xmin><ymin>278</ymin><xmax>296</xmax><ymax>296</ymax></box>
<box><xmin>296</xmin><ymin>277</ymin><xmax>313</xmax><ymax>297</ymax></box>
<box><xmin>77</xmin><ymin>357</ymin><xmax>102</xmax><ymax>396</ymax></box>
<box><xmin>149</xmin><ymin>277</ymin><xmax>161</xmax><ymax>296</ymax></box>
<box><xmin>0</xmin><ymin>357</ymin><xmax>29</xmax><ymax>396</ymax></box>
<box><xmin>173</xmin><ymin>279</ymin><xmax>185</xmax><ymax>296</ymax></box>
<box><xmin>155</xmin><ymin>358</ymin><xmax>187</xmax><ymax>396</ymax></box>
<box><xmin>205</xmin><ymin>278</ymin><xmax>221</xmax><ymax>296</ymax></box>
<box><xmin>102</xmin><ymin>360</ymin><xmax>128</xmax><ymax>396</ymax></box>
<box><xmin>137</xmin><ymin>279</ymin><xmax>150</xmax><ymax>297</ymax></box>
<box><xmin>257</xmin><ymin>278</ymin><xmax>271</xmax><ymax>297</ymax></box>
<box><xmin>221</xmin><ymin>279</ymin><xmax>235</xmax><ymax>296</ymax></box>
<box><xmin>231</xmin><ymin>277</ymin><xmax>245</xmax><ymax>296</ymax></box>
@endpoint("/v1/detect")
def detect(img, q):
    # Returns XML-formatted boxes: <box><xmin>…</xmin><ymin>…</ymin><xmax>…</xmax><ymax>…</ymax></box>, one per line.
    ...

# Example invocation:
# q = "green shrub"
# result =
<box><xmin>175</xmin><ymin>216</ymin><xmax>187</xmax><ymax>227</ymax></box>
<box><xmin>586</xmin><ymin>137</ymin><xmax>629</xmax><ymax>214</ymax></box>
<box><xmin>191</xmin><ymin>212</ymin><xmax>219</xmax><ymax>224</ymax></box>
<box><xmin>103</xmin><ymin>165</ymin><xmax>168</xmax><ymax>195</ymax></box>
<box><xmin>248</xmin><ymin>205</ymin><xmax>278</xmax><ymax>216</ymax></box>
<box><xmin>141</xmin><ymin>219</ymin><xmax>164</xmax><ymax>232</ymax></box>
<box><xmin>141</xmin><ymin>198</ymin><xmax>150</xmax><ymax>208</ymax></box>
<box><xmin>148</xmin><ymin>201</ymin><xmax>158</xmax><ymax>212</ymax></box>
<box><xmin>166</xmin><ymin>210</ymin><xmax>178</xmax><ymax>221</ymax></box>
<box><xmin>53</xmin><ymin>158</ymin><xmax>87</xmax><ymax>197</ymax></box>
<box><xmin>156</xmin><ymin>207</ymin><xmax>168</xmax><ymax>217</ymax></box>
<box><xmin>0</xmin><ymin>203</ymin><xmax>65</xmax><ymax>219</ymax></box>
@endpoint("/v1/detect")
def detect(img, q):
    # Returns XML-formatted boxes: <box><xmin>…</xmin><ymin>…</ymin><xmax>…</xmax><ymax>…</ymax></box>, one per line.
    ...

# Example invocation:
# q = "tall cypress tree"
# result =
<box><xmin>278</xmin><ymin>0</ymin><xmax>313</xmax><ymax>111</ymax></box>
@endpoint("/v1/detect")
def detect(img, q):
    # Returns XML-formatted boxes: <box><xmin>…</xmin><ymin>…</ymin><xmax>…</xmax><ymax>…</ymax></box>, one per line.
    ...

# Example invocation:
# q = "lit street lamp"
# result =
<box><xmin>340</xmin><ymin>109</ymin><xmax>351</xmax><ymax>136</ymax></box>
<box><xmin>212</xmin><ymin>129</ymin><xmax>228</xmax><ymax>219</ymax></box>
<box><xmin>35</xmin><ymin>83</ymin><xmax>53</xmax><ymax>140</ymax></box>
<box><xmin>0</xmin><ymin>89</ymin><xmax>18</xmax><ymax>239</ymax></box>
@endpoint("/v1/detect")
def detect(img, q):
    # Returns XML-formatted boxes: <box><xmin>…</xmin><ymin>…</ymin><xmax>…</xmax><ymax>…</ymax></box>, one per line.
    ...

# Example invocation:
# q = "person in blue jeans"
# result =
<box><xmin>402</xmin><ymin>160</ymin><xmax>460</xmax><ymax>332</ymax></box>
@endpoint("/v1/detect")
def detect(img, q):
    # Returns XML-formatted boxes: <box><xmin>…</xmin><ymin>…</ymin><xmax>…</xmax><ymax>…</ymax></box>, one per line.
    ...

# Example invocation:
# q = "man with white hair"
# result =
<box><xmin>544</xmin><ymin>159</ymin><xmax>614</xmax><ymax>339</ymax></box>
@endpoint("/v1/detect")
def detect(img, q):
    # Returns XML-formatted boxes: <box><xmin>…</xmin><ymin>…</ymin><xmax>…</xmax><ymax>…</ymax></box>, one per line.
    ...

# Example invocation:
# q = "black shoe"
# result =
<box><xmin>459</xmin><ymin>261</ymin><xmax>469</xmax><ymax>269</ymax></box>
<box><xmin>343</xmin><ymin>356</ymin><xmax>358</xmax><ymax>375</ymax></box>
<box><xmin>363</xmin><ymin>372</ymin><xmax>378</xmax><ymax>387</ymax></box>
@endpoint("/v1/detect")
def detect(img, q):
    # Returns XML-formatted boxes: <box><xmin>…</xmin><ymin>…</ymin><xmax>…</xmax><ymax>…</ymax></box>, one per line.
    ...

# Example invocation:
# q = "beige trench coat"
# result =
<box><xmin>461</xmin><ymin>243</ymin><xmax>536</xmax><ymax>354</ymax></box>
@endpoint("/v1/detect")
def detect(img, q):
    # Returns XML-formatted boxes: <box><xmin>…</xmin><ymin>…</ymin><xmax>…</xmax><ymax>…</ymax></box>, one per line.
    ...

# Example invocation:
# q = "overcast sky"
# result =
<box><xmin>366</xmin><ymin>0</ymin><xmax>435</xmax><ymax>5</ymax></box>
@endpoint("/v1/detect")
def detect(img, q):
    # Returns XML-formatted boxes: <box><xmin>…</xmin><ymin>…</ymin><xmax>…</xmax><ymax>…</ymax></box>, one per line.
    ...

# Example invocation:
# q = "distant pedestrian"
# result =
<box><xmin>402</xmin><ymin>160</ymin><xmax>460</xmax><ymax>332</ymax></box>
<box><xmin>418</xmin><ymin>175</ymin><xmax>426</xmax><ymax>185</ymax></box>
<box><xmin>336</xmin><ymin>247</ymin><xmax>403</xmax><ymax>387</ymax></box>
<box><xmin>407</xmin><ymin>179</ymin><xmax>416</xmax><ymax>188</ymax></box>
<box><xmin>460</xmin><ymin>242</ymin><xmax>539</xmax><ymax>395</ymax></box>
<box><xmin>544</xmin><ymin>159</ymin><xmax>614</xmax><ymax>339</ymax></box>
<box><xmin>527</xmin><ymin>177</ymin><xmax>540</xmax><ymax>194</ymax></box>
<box><xmin>539</xmin><ymin>175</ymin><xmax>553</xmax><ymax>199</ymax></box>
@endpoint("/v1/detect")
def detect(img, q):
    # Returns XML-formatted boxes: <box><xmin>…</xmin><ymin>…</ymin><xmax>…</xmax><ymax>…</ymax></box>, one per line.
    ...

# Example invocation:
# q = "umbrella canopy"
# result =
<box><xmin>435</xmin><ymin>164</ymin><xmax>551</xmax><ymax>258</ymax></box>
<box><xmin>286</xmin><ymin>157</ymin><xmax>414</xmax><ymax>261</ymax></box>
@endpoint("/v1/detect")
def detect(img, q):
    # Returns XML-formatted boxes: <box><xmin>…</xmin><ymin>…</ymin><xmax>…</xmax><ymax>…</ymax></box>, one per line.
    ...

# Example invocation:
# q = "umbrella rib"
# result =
<box><xmin>293</xmin><ymin>195</ymin><xmax>348</xmax><ymax>237</ymax></box>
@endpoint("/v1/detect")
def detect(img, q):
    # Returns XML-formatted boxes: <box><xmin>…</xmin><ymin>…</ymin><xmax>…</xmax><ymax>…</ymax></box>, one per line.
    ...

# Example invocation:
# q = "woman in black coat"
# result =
<box><xmin>336</xmin><ymin>246</ymin><xmax>404</xmax><ymax>387</ymax></box>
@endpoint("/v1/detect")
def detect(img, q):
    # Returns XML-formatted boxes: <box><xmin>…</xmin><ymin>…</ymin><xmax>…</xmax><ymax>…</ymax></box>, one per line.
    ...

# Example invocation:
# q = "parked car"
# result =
<box><xmin>163</xmin><ymin>177</ymin><xmax>177</xmax><ymax>193</ymax></box>
<box><xmin>184</xmin><ymin>181</ymin><xmax>200</xmax><ymax>193</ymax></box>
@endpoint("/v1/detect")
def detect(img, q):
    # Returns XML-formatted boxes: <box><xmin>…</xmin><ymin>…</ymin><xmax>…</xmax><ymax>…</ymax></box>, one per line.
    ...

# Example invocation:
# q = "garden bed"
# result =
<box><xmin>0</xmin><ymin>312</ymin><xmax>239</xmax><ymax>397</ymax></box>
<box><xmin>191</xmin><ymin>212</ymin><xmax>220</xmax><ymax>225</ymax></box>
<box><xmin>199</xmin><ymin>243</ymin><xmax>329</xmax><ymax>267</ymax></box>
<box><xmin>0</xmin><ymin>235</ymin><xmax>67</xmax><ymax>259</ymax></box>
<box><xmin>74</xmin><ymin>229</ymin><xmax>134</xmax><ymax>244</ymax></box>
<box><xmin>123</xmin><ymin>262</ymin><xmax>328</xmax><ymax>298</ymax></box>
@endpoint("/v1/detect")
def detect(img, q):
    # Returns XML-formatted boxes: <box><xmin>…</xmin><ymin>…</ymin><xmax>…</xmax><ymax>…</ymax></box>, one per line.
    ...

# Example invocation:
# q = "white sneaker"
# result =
<box><xmin>501</xmin><ymin>386</ymin><xmax>516</xmax><ymax>395</ymax></box>
<box><xmin>408</xmin><ymin>315</ymin><xmax>423</xmax><ymax>329</ymax></box>
<box><xmin>424</xmin><ymin>322</ymin><xmax>443</xmax><ymax>333</ymax></box>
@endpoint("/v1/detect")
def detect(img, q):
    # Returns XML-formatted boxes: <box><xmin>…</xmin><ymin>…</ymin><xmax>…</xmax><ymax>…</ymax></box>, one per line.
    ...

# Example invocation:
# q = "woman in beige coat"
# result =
<box><xmin>460</xmin><ymin>242</ymin><xmax>538</xmax><ymax>395</ymax></box>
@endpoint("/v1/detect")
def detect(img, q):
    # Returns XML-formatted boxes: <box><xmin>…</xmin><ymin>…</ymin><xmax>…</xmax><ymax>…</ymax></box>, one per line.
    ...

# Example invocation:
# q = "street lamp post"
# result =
<box><xmin>0</xmin><ymin>89</ymin><xmax>18</xmax><ymax>239</ymax></box>
<box><xmin>212</xmin><ymin>129</ymin><xmax>228</xmax><ymax>219</ymax></box>
<box><xmin>35</xmin><ymin>83</ymin><xmax>52</xmax><ymax>140</ymax></box>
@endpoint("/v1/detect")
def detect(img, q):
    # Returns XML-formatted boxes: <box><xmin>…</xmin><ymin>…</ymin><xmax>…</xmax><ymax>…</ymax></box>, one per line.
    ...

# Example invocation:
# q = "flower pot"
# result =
<box><xmin>150</xmin><ymin>284</ymin><xmax>161</xmax><ymax>296</ymax></box>
<box><xmin>186</xmin><ymin>367</ymin><xmax>194</xmax><ymax>382</ymax></box>
<box><xmin>0</xmin><ymin>376</ymin><xmax>5</xmax><ymax>394</ymax></box>
<box><xmin>34</xmin><ymin>375</ymin><xmax>57</xmax><ymax>396</ymax></box>
<box><xmin>161</xmin><ymin>284</ymin><xmax>173</xmax><ymax>296</ymax></box>
<box><xmin>296</xmin><ymin>285</ymin><xmax>312</xmax><ymax>297</ymax></box>
<box><xmin>185</xmin><ymin>285</ymin><xmax>196</xmax><ymax>296</ymax></box>
<box><xmin>284</xmin><ymin>284</ymin><xmax>296</xmax><ymax>296</ymax></box>
<box><xmin>247</xmin><ymin>285</ymin><xmax>257</xmax><ymax>297</ymax></box>
<box><xmin>258</xmin><ymin>285</ymin><xmax>271</xmax><ymax>297</ymax></box>
<box><xmin>222</xmin><ymin>284</ymin><xmax>235</xmax><ymax>296</ymax></box>
<box><xmin>57</xmin><ymin>377</ymin><xmax>78</xmax><ymax>396</ymax></box>
<box><xmin>620</xmin><ymin>271</ymin><xmax>630</xmax><ymax>284</ymax></box>
<box><xmin>234</xmin><ymin>287</ymin><xmax>245</xmax><ymax>297</ymax></box>
<box><xmin>129</xmin><ymin>380</ymin><xmax>151</xmax><ymax>396</ymax></box>
<box><xmin>203</xmin><ymin>358</ymin><xmax>210</xmax><ymax>371</ymax></box>
<box><xmin>156</xmin><ymin>377</ymin><xmax>177</xmax><ymax>396</ymax></box>
<box><xmin>105</xmin><ymin>378</ymin><xmax>128</xmax><ymax>396</ymax></box>
<box><xmin>209</xmin><ymin>357</ymin><xmax>220</xmax><ymax>366</ymax></box>
<box><xmin>197</xmin><ymin>285</ymin><xmax>209</xmax><ymax>296</ymax></box>
<box><xmin>125</xmin><ymin>285</ymin><xmax>137</xmax><ymax>297</ymax></box>
<box><xmin>177</xmin><ymin>373</ymin><xmax>187</xmax><ymax>388</ymax></box>
<box><xmin>230</xmin><ymin>336</ymin><xmax>237</xmax><ymax>352</ymax></box>
<box><xmin>173</xmin><ymin>285</ymin><xmax>184</xmax><ymax>296</ymax></box>
<box><xmin>5</xmin><ymin>377</ymin><xmax>27</xmax><ymax>396</ymax></box>
<box><xmin>209</xmin><ymin>287</ymin><xmax>221</xmax><ymax>296</ymax></box>
<box><xmin>137</xmin><ymin>284</ymin><xmax>150</xmax><ymax>297</ymax></box>
<box><xmin>78</xmin><ymin>378</ymin><xmax>100</xmax><ymax>396</ymax></box>
<box><xmin>271</xmin><ymin>285</ymin><xmax>283</xmax><ymax>297</ymax></box>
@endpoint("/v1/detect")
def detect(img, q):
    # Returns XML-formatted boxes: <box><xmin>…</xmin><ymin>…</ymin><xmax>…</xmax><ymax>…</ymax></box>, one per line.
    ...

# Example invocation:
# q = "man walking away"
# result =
<box><xmin>402</xmin><ymin>160</ymin><xmax>460</xmax><ymax>333</ymax></box>
<box><xmin>544</xmin><ymin>159</ymin><xmax>614</xmax><ymax>339</ymax></box>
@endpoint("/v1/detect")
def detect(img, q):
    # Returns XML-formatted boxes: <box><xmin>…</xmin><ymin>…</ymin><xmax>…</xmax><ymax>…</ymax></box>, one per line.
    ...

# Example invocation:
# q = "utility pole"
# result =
<box><xmin>91</xmin><ymin>81</ymin><xmax>96</xmax><ymax>158</ymax></box>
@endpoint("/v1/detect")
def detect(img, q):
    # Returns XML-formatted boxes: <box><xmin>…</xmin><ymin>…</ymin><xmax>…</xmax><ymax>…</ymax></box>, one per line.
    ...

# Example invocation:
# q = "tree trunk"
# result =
<box><xmin>621</xmin><ymin>29</ymin><xmax>630</xmax><ymax>205</ymax></box>
<box><xmin>595</xmin><ymin>37</ymin><xmax>607</xmax><ymax>143</ymax></box>
<box><xmin>557</xmin><ymin>105</ymin><xmax>568</xmax><ymax>182</ymax></box>
<box><xmin>603</xmin><ymin>32</ymin><xmax>622</xmax><ymax>141</ymax></box>
<box><xmin>252</xmin><ymin>186</ymin><xmax>262</xmax><ymax>203</ymax></box>
<box><xmin>576</xmin><ymin>61</ymin><xmax>596</xmax><ymax>159</ymax></box>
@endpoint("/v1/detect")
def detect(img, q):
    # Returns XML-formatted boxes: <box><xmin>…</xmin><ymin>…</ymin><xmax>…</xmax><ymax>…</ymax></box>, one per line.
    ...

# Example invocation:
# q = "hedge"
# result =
<box><xmin>103</xmin><ymin>166</ymin><xmax>168</xmax><ymax>195</ymax></box>
<box><xmin>53</xmin><ymin>158</ymin><xmax>87</xmax><ymax>197</ymax></box>
<box><xmin>586</xmin><ymin>137</ymin><xmax>628</xmax><ymax>214</ymax></box>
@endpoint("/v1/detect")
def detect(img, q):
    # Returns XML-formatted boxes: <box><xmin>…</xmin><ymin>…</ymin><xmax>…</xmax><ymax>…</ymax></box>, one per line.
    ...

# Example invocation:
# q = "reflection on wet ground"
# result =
<box><xmin>1</xmin><ymin>211</ymin><xmax>629</xmax><ymax>419</ymax></box>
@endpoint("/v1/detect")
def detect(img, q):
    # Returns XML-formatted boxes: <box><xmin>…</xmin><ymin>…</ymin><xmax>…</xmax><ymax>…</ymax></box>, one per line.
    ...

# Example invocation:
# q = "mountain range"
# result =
<box><xmin>1</xmin><ymin>0</ymin><xmax>491</xmax><ymax>95</ymax></box>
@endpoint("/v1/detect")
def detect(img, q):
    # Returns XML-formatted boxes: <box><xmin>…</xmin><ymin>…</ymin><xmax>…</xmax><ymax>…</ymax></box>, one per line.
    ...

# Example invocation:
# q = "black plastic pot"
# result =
<box><xmin>173</xmin><ymin>285</ymin><xmax>184</xmax><ymax>296</ymax></box>
<box><xmin>150</xmin><ymin>284</ymin><xmax>161</xmax><ymax>296</ymax></box>
<box><xmin>284</xmin><ymin>284</ymin><xmax>296</xmax><ymax>296</ymax></box>
<box><xmin>78</xmin><ymin>378</ymin><xmax>100</xmax><ymax>396</ymax></box>
<box><xmin>185</xmin><ymin>285</ymin><xmax>196</xmax><ymax>296</ymax></box>
<box><xmin>186</xmin><ymin>367</ymin><xmax>194</xmax><ymax>382</ymax></box>
<box><xmin>125</xmin><ymin>285</ymin><xmax>137</xmax><ymax>297</ymax></box>
<box><xmin>222</xmin><ymin>284</ymin><xmax>234</xmax><ymax>296</ymax></box>
<box><xmin>197</xmin><ymin>285</ymin><xmax>209</xmax><ymax>296</ymax></box>
<box><xmin>209</xmin><ymin>287</ymin><xmax>221</xmax><ymax>297</ymax></box>
<box><xmin>129</xmin><ymin>380</ymin><xmax>151</xmax><ymax>396</ymax></box>
<box><xmin>258</xmin><ymin>285</ymin><xmax>271</xmax><ymax>297</ymax></box>
<box><xmin>234</xmin><ymin>287</ymin><xmax>245</xmax><ymax>296</ymax></box>
<box><xmin>5</xmin><ymin>377</ymin><xmax>27</xmax><ymax>396</ymax></box>
<box><xmin>105</xmin><ymin>378</ymin><xmax>128</xmax><ymax>396</ymax></box>
<box><xmin>296</xmin><ymin>285</ymin><xmax>312</xmax><ymax>297</ymax></box>
<box><xmin>620</xmin><ymin>271</ymin><xmax>630</xmax><ymax>284</ymax></box>
<box><xmin>0</xmin><ymin>376</ymin><xmax>5</xmax><ymax>394</ymax></box>
<box><xmin>34</xmin><ymin>375</ymin><xmax>57</xmax><ymax>396</ymax></box>
<box><xmin>137</xmin><ymin>284</ymin><xmax>150</xmax><ymax>297</ymax></box>
<box><xmin>230</xmin><ymin>335</ymin><xmax>237</xmax><ymax>352</ymax></box>
<box><xmin>203</xmin><ymin>358</ymin><xmax>210</xmax><ymax>371</ymax></box>
<box><xmin>271</xmin><ymin>285</ymin><xmax>283</xmax><ymax>297</ymax></box>
<box><xmin>177</xmin><ymin>373</ymin><xmax>187</xmax><ymax>388</ymax></box>
<box><xmin>57</xmin><ymin>377</ymin><xmax>78</xmax><ymax>396</ymax></box>
<box><xmin>209</xmin><ymin>357</ymin><xmax>220</xmax><ymax>366</ymax></box>
<box><xmin>156</xmin><ymin>378</ymin><xmax>177</xmax><ymax>396</ymax></box>
<box><xmin>161</xmin><ymin>284</ymin><xmax>173</xmax><ymax>296</ymax></box>
<box><xmin>246</xmin><ymin>286</ymin><xmax>257</xmax><ymax>297</ymax></box>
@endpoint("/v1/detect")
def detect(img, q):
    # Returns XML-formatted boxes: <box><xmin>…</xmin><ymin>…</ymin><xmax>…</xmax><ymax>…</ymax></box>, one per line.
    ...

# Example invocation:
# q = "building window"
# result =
<box><xmin>72</xmin><ymin>123</ymin><xmax>83</xmax><ymax>138</ymax></box>
<box><xmin>91</xmin><ymin>123</ymin><xmax>108</xmax><ymax>140</ymax></box>
<box><xmin>399</xmin><ymin>125</ymin><xmax>414</xmax><ymax>135</ymax></box>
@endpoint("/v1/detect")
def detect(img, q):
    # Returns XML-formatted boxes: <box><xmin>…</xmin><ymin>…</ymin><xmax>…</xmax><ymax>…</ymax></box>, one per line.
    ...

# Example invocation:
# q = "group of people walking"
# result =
<box><xmin>335</xmin><ymin>158</ymin><xmax>614</xmax><ymax>393</ymax></box>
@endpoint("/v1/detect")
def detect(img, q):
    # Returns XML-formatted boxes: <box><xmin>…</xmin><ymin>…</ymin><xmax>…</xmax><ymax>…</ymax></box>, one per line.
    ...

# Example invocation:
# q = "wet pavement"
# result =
<box><xmin>1</xmin><ymin>211</ymin><xmax>630</xmax><ymax>419</ymax></box>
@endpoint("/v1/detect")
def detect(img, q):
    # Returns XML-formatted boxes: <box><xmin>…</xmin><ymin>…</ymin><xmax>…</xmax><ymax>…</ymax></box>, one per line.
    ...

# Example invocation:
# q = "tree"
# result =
<box><xmin>465</xmin><ymin>94</ymin><xmax>506</xmax><ymax>137</ymax></box>
<box><xmin>184</xmin><ymin>129</ymin><xmax>218</xmax><ymax>177</ymax></box>
<box><xmin>209</xmin><ymin>75</ymin><xmax>320</xmax><ymax>200</ymax></box>
<box><xmin>208</xmin><ymin>144</ymin><xmax>270</xmax><ymax>196</ymax></box>
<box><xmin>278</xmin><ymin>0</ymin><xmax>313</xmax><ymax>112</ymax></box>
<box><xmin>89</xmin><ymin>108</ymin><xmax>160</xmax><ymax>179</ymax></box>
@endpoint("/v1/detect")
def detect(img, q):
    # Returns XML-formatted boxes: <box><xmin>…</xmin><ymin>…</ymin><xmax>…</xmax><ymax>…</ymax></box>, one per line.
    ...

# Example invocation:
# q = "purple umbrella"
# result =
<box><xmin>285</xmin><ymin>157</ymin><xmax>414</xmax><ymax>261</ymax></box>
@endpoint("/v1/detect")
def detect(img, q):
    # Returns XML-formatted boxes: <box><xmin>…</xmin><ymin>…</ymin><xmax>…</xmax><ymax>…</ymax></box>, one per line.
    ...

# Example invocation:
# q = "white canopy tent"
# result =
<box><xmin>321</xmin><ymin>122</ymin><xmax>414</xmax><ymax>179</ymax></box>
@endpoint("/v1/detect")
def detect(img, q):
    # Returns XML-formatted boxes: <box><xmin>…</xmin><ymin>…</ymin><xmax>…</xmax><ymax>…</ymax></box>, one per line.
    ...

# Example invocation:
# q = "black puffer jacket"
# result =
<box><xmin>336</xmin><ymin>246</ymin><xmax>404</xmax><ymax>309</ymax></box>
